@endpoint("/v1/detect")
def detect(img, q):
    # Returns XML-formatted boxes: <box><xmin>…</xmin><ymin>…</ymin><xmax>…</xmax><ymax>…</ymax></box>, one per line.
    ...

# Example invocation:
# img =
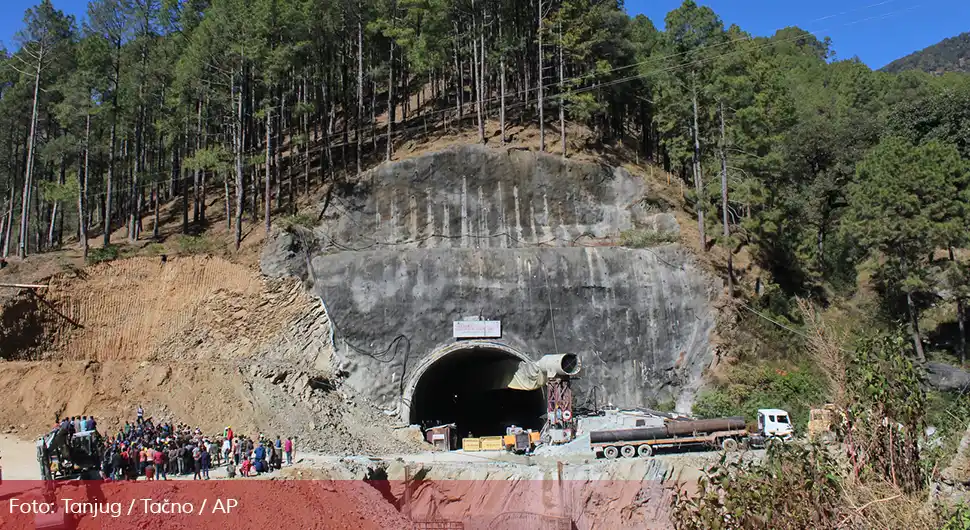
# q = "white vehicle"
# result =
<box><xmin>757</xmin><ymin>409</ymin><xmax>794</xmax><ymax>441</ymax></box>
<box><xmin>591</xmin><ymin>408</ymin><xmax>795</xmax><ymax>458</ymax></box>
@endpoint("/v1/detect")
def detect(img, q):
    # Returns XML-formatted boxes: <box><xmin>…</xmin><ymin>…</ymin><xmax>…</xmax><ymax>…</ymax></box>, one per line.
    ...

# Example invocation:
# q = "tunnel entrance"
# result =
<box><xmin>409</xmin><ymin>347</ymin><xmax>545</xmax><ymax>440</ymax></box>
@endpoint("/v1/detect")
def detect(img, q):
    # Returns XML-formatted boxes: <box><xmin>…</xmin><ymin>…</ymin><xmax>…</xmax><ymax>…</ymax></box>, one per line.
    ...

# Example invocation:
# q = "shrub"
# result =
<box><xmin>175</xmin><ymin>235</ymin><xmax>217</xmax><ymax>255</ymax></box>
<box><xmin>619</xmin><ymin>228</ymin><xmax>678</xmax><ymax>248</ymax></box>
<box><xmin>941</xmin><ymin>504</ymin><xmax>970</xmax><ymax>530</ymax></box>
<box><xmin>280</xmin><ymin>213</ymin><xmax>316</xmax><ymax>232</ymax></box>
<box><xmin>87</xmin><ymin>245</ymin><xmax>120</xmax><ymax>265</ymax></box>
<box><xmin>672</xmin><ymin>444</ymin><xmax>844</xmax><ymax>530</ymax></box>
<box><xmin>142</xmin><ymin>243</ymin><xmax>167</xmax><ymax>257</ymax></box>
<box><xmin>693</xmin><ymin>363</ymin><xmax>827</xmax><ymax>430</ymax></box>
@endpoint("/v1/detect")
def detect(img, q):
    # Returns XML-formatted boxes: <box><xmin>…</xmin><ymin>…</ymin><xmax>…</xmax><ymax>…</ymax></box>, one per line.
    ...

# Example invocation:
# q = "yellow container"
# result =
<box><xmin>503</xmin><ymin>434</ymin><xmax>516</xmax><ymax>447</ymax></box>
<box><xmin>462</xmin><ymin>438</ymin><xmax>481</xmax><ymax>452</ymax></box>
<box><xmin>480</xmin><ymin>436</ymin><xmax>505</xmax><ymax>451</ymax></box>
<box><xmin>529</xmin><ymin>431</ymin><xmax>541</xmax><ymax>443</ymax></box>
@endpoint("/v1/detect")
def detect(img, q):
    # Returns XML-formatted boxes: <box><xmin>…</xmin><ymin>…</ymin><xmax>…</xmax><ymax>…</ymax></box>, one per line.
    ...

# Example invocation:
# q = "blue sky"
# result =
<box><xmin>1</xmin><ymin>0</ymin><xmax>967</xmax><ymax>69</ymax></box>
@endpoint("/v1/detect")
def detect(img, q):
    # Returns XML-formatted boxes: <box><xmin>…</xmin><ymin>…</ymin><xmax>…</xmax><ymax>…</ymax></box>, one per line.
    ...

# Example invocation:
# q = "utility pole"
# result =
<box><xmin>719</xmin><ymin>101</ymin><xmax>732</xmax><ymax>297</ymax></box>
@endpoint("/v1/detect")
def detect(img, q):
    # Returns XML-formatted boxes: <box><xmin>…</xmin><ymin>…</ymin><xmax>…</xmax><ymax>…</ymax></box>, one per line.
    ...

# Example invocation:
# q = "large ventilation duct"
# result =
<box><xmin>477</xmin><ymin>354</ymin><xmax>582</xmax><ymax>392</ymax></box>
<box><xmin>536</xmin><ymin>354</ymin><xmax>581</xmax><ymax>377</ymax></box>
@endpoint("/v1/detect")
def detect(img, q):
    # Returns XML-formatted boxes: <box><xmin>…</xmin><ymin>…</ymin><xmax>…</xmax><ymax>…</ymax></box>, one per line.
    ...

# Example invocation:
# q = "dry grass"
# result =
<box><xmin>838</xmin><ymin>479</ymin><xmax>942</xmax><ymax>529</ymax></box>
<box><xmin>797</xmin><ymin>297</ymin><xmax>850</xmax><ymax>407</ymax></box>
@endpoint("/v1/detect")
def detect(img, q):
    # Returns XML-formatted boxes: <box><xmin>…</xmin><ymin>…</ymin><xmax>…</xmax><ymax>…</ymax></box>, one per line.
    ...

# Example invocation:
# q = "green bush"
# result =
<box><xmin>87</xmin><ymin>245</ymin><xmax>120</xmax><ymax>265</ymax></box>
<box><xmin>693</xmin><ymin>363</ymin><xmax>827</xmax><ymax>430</ymax></box>
<box><xmin>175</xmin><ymin>235</ymin><xmax>217</xmax><ymax>255</ymax></box>
<box><xmin>672</xmin><ymin>443</ymin><xmax>844</xmax><ymax>529</ymax></box>
<box><xmin>923</xmin><ymin>389</ymin><xmax>970</xmax><ymax>473</ymax></box>
<box><xmin>619</xmin><ymin>228</ymin><xmax>678</xmax><ymax>248</ymax></box>
<box><xmin>142</xmin><ymin>243</ymin><xmax>167</xmax><ymax>256</ymax></box>
<box><xmin>941</xmin><ymin>504</ymin><xmax>970</xmax><ymax>530</ymax></box>
<box><xmin>280</xmin><ymin>213</ymin><xmax>316</xmax><ymax>232</ymax></box>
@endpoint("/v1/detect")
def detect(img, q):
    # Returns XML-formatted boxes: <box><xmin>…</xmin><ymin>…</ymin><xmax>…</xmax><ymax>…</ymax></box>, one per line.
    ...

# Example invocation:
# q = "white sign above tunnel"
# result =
<box><xmin>453</xmin><ymin>320</ymin><xmax>502</xmax><ymax>339</ymax></box>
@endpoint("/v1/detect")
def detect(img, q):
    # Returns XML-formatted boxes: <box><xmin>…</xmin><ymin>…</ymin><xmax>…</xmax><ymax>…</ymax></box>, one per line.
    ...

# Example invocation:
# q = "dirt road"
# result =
<box><xmin>1</xmin><ymin>434</ymin><xmax>39</xmax><ymax>480</ymax></box>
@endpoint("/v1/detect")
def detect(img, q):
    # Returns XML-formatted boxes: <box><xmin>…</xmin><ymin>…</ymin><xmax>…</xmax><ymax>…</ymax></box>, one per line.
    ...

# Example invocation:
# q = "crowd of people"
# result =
<box><xmin>54</xmin><ymin>406</ymin><xmax>296</xmax><ymax>481</ymax></box>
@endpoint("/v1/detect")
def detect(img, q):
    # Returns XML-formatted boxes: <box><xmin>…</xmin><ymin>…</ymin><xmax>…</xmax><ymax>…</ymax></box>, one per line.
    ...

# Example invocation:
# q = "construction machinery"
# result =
<box><xmin>36</xmin><ymin>427</ymin><xmax>103</xmax><ymax>481</ymax></box>
<box><xmin>808</xmin><ymin>404</ymin><xmax>841</xmax><ymax>443</ymax></box>
<box><xmin>462</xmin><ymin>427</ymin><xmax>540</xmax><ymax>454</ymax></box>
<box><xmin>590</xmin><ymin>408</ymin><xmax>794</xmax><ymax>458</ymax></box>
<box><xmin>539</xmin><ymin>354</ymin><xmax>581</xmax><ymax>445</ymax></box>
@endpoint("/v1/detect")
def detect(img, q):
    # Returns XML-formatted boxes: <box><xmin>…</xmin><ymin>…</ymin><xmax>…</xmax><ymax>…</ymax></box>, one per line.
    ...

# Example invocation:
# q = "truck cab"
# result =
<box><xmin>757</xmin><ymin>409</ymin><xmax>794</xmax><ymax>441</ymax></box>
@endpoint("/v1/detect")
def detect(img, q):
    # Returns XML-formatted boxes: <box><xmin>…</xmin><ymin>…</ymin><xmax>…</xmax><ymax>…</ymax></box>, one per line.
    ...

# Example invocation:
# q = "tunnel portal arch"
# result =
<box><xmin>403</xmin><ymin>341</ymin><xmax>546</xmax><ymax>439</ymax></box>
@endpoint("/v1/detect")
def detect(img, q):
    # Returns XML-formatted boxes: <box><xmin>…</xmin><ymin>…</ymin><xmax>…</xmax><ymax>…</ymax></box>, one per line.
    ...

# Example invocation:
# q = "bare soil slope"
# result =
<box><xmin>0</xmin><ymin>255</ymin><xmax>425</xmax><ymax>455</ymax></box>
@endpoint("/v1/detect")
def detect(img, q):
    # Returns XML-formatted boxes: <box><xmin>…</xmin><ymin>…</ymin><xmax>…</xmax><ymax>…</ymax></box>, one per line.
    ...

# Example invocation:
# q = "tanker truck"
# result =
<box><xmin>590</xmin><ymin>408</ymin><xmax>794</xmax><ymax>458</ymax></box>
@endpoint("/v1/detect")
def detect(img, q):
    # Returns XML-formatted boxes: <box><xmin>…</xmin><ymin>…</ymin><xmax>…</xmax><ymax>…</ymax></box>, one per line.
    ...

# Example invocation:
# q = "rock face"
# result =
<box><xmin>262</xmin><ymin>145</ymin><xmax>718</xmax><ymax>416</ymax></box>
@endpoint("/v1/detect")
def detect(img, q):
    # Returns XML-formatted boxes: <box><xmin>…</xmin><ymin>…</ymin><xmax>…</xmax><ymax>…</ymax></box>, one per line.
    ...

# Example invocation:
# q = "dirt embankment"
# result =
<box><xmin>0</xmin><ymin>255</ymin><xmax>425</xmax><ymax>455</ymax></box>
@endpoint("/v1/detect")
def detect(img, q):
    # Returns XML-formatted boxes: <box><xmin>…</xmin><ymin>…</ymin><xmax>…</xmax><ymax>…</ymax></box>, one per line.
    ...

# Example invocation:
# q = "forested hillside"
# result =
<box><xmin>0</xmin><ymin>0</ymin><xmax>968</xmax><ymax>368</ymax></box>
<box><xmin>881</xmin><ymin>31</ymin><xmax>970</xmax><ymax>74</ymax></box>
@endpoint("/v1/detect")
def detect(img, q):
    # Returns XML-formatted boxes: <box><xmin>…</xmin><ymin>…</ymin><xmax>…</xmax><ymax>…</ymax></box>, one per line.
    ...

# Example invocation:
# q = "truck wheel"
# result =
<box><xmin>637</xmin><ymin>444</ymin><xmax>654</xmax><ymax>457</ymax></box>
<box><xmin>603</xmin><ymin>446</ymin><xmax>619</xmax><ymax>459</ymax></box>
<box><xmin>620</xmin><ymin>445</ymin><xmax>637</xmax><ymax>458</ymax></box>
<box><xmin>721</xmin><ymin>438</ymin><xmax>739</xmax><ymax>452</ymax></box>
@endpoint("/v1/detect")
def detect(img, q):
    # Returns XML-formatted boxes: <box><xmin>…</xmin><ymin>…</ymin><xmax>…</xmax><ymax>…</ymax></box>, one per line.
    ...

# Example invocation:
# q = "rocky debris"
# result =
<box><xmin>0</xmin><ymin>254</ymin><xmax>433</xmax><ymax>456</ymax></box>
<box><xmin>926</xmin><ymin>362</ymin><xmax>970</xmax><ymax>392</ymax></box>
<box><xmin>943</xmin><ymin>423</ymin><xmax>970</xmax><ymax>485</ymax></box>
<box><xmin>533</xmin><ymin>435</ymin><xmax>593</xmax><ymax>457</ymax></box>
<box><xmin>361</xmin><ymin>457</ymin><xmax>675</xmax><ymax>529</ymax></box>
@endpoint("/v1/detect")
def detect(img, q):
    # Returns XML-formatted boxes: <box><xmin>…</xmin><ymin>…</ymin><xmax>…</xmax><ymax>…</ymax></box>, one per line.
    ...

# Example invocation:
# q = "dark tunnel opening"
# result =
<box><xmin>410</xmin><ymin>348</ymin><xmax>545</xmax><ymax>441</ymax></box>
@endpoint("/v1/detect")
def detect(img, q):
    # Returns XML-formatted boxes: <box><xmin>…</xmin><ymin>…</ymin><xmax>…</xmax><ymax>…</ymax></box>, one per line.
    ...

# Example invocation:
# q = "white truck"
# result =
<box><xmin>590</xmin><ymin>408</ymin><xmax>794</xmax><ymax>458</ymax></box>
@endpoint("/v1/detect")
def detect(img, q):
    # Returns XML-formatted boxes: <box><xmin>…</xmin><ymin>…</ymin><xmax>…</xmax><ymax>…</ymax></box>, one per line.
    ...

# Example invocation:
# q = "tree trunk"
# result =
<box><xmin>152</xmin><ymin>182</ymin><xmax>160</xmax><ymax>239</ymax></box>
<box><xmin>288</xmin><ymin>152</ymin><xmax>295</xmax><ymax>215</ymax></box>
<box><xmin>4</xmin><ymin>181</ymin><xmax>15</xmax><ymax>257</ymax></box>
<box><xmin>0</xmin><ymin>206</ymin><xmax>5</xmax><ymax>255</ymax></box>
<box><xmin>951</xmin><ymin>247</ymin><xmax>967</xmax><ymax>365</ymax></box>
<box><xmin>47</xmin><ymin>202</ymin><xmax>58</xmax><ymax>250</ymax></box>
<box><xmin>265</xmin><ymin>110</ymin><xmax>272</xmax><ymax>236</ymax></box>
<box><xmin>79</xmin><ymin>114</ymin><xmax>90</xmax><ymax>257</ymax></box>
<box><xmin>104</xmin><ymin>118</ymin><xmax>117</xmax><ymax>246</ymax></box>
<box><xmin>371</xmin><ymin>79</ymin><xmax>377</xmax><ymax>151</ymax></box>
<box><xmin>386</xmin><ymin>38</ymin><xmax>395</xmax><ymax>162</ymax></box>
<box><xmin>472</xmin><ymin>23</ymin><xmax>484</xmax><ymax>143</ymax></box>
<box><xmin>499</xmin><ymin>17</ymin><xmax>506</xmax><ymax>145</ymax></box>
<box><xmin>719</xmin><ymin>102</ymin><xmax>732</xmax><ymax>297</ymax></box>
<box><xmin>537</xmin><ymin>0</ymin><xmax>545</xmax><ymax>152</ymax></box>
<box><xmin>472</xmin><ymin>1</ymin><xmax>485</xmax><ymax>144</ymax></box>
<box><xmin>174</xmin><ymin>140</ymin><xmax>185</xmax><ymax>237</ymax></box>
<box><xmin>325</xmin><ymin>84</ymin><xmax>334</xmax><ymax>181</ymax></box>
<box><xmin>691</xmin><ymin>77</ymin><xmax>706</xmax><ymax>251</ymax></box>
<box><xmin>558</xmin><ymin>21</ymin><xmax>565</xmax><ymax>158</ymax></box>
<box><xmin>453</xmin><ymin>23</ymin><xmax>462</xmax><ymax>128</ymax></box>
<box><xmin>302</xmin><ymin>77</ymin><xmax>310</xmax><ymax>196</ymax></box>
<box><xmin>193</xmin><ymin>100</ymin><xmax>202</xmax><ymax>225</ymax></box>
<box><xmin>18</xmin><ymin>53</ymin><xmax>43</xmax><ymax>258</ymax></box>
<box><xmin>234</xmin><ymin>78</ymin><xmax>245</xmax><ymax>250</ymax></box>
<box><xmin>224</xmin><ymin>172</ymin><xmax>231</xmax><ymax>230</ymax></box>
<box><xmin>357</xmin><ymin>4</ymin><xmax>364</xmax><ymax>176</ymax></box>
<box><xmin>130</xmin><ymin>76</ymin><xmax>145</xmax><ymax>242</ymax></box>
<box><xmin>906</xmin><ymin>290</ymin><xmax>926</xmax><ymax>363</ymax></box>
